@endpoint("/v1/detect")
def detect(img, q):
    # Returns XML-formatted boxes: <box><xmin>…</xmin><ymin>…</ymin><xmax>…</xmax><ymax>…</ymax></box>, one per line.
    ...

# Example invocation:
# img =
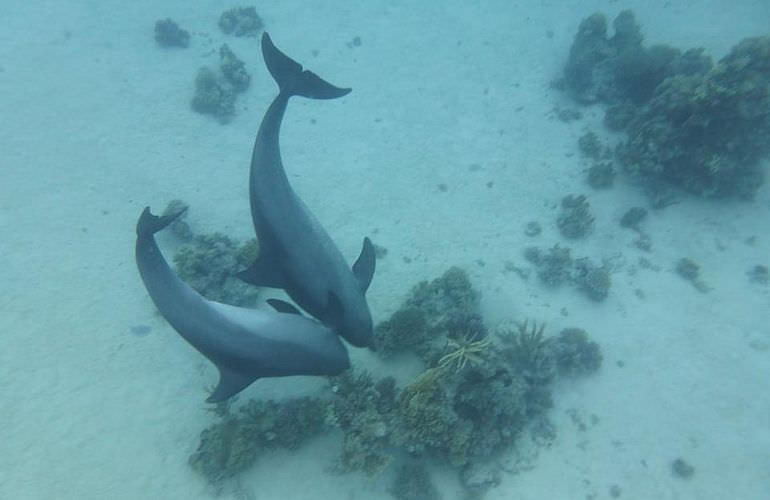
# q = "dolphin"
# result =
<box><xmin>238</xmin><ymin>33</ymin><xmax>376</xmax><ymax>348</ymax></box>
<box><xmin>135</xmin><ymin>207</ymin><xmax>350</xmax><ymax>403</ymax></box>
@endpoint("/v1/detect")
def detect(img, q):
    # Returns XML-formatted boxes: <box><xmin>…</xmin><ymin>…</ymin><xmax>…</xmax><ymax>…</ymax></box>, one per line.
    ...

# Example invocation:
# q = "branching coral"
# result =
<box><xmin>437</xmin><ymin>330</ymin><xmax>493</xmax><ymax>372</ymax></box>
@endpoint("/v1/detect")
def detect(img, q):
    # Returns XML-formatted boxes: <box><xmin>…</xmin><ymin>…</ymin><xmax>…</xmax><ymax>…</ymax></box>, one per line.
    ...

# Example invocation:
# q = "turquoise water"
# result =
<box><xmin>2</xmin><ymin>1</ymin><xmax>768</xmax><ymax>499</ymax></box>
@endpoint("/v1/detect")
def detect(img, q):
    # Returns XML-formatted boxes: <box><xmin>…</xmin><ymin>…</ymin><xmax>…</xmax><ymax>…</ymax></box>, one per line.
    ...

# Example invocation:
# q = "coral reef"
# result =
<box><xmin>161</xmin><ymin>199</ymin><xmax>193</xmax><ymax>241</ymax></box>
<box><xmin>461</xmin><ymin>461</ymin><xmax>502</xmax><ymax>495</ymax></box>
<box><xmin>525</xmin><ymin>246</ymin><xmax>612</xmax><ymax>301</ymax></box>
<box><xmin>524</xmin><ymin>221</ymin><xmax>542</xmax><ymax>237</ymax></box>
<box><xmin>551</xmin><ymin>328</ymin><xmax>603</xmax><ymax>376</ymax></box>
<box><xmin>617</xmin><ymin>37</ymin><xmax>770</xmax><ymax>198</ymax></box>
<box><xmin>675</xmin><ymin>257</ymin><xmax>710</xmax><ymax>292</ymax></box>
<box><xmin>375</xmin><ymin>266</ymin><xmax>481</xmax><ymax>363</ymax></box>
<box><xmin>373</xmin><ymin>306</ymin><xmax>428</xmax><ymax>357</ymax></box>
<box><xmin>560</xmin><ymin>10</ymin><xmax>770</xmax><ymax>199</ymax></box>
<box><xmin>747</xmin><ymin>264</ymin><xmax>769</xmax><ymax>285</ymax></box>
<box><xmin>389</xmin><ymin>463</ymin><xmax>441</xmax><ymax>500</ymax></box>
<box><xmin>154</xmin><ymin>18</ymin><xmax>189</xmax><ymax>48</ymax></box>
<box><xmin>573</xmin><ymin>258</ymin><xmax>612</xmax><ymax>302</ymax></box>
<box><xmin>189</xmin><ymin>397</ymin><xmax>327</xmax><ymax>487</ymax></box>
<box><xmin>525</xmin><ymin>245</ymin><xmax>573</xmax><ymax>287</ymax></box>
<box><xmin>219</xmin><ymin>6</ymin><xmax>264</xmax><ymax>37</ymax></box>
<box><xmin>173</xmin><ymin>232</ymin><xmax>259</xmax><ymax>306</ymax></box>
<box><xmin>671</xmin><ymin>457</ymin><xmax>696</xmax><ymax>479</ymax></box>
<box><xmin>191</xmin><ymin>66</ymin><xmax>237</xmax><ymax>123</ymax></box>
<box><xmin>327</xmin><ymin>370</ymin><xmax>398</xmax><ymax>475</ymax></box>
<box><xmin>191</xmin><ymin>45</ymin><xmax>251</xmax><ymax>123</ymax></box>
<box><xmin>619</xmin><ymin>207</ymin><xmax>648</xmax><ymax>231</ymax></box>
<box><xmin>219</xmin><ymin>44</ymin><xmax>251</xmax><ymax>92</ymax></box>
<box><xmin>578</xmin><ymin>131</ymin><xmax>603</xmax><ymax>160</ymax></box>
<box><xmin>557</xmin><ymin>194</ymin><xmax>595</xmax><ymax>239</ymax></box>
<box><xmin>187</xmin><ymin>268</ymin><xmax>603</xmax><ymax>496</ymax></box>
<box><xmin>586</xmin><ymin>161</ymin><xmax>615</xmax><ymax>189</ymax></box>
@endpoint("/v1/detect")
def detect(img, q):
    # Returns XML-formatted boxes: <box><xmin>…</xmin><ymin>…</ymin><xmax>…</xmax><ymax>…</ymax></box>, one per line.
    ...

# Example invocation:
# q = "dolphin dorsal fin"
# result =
<box><xmin>266</xmin><ymin>298</ymin><xmax>303</xmax><ymax>315</ymax></box>
<box><xmin>352</xmin><ymin>237</ymin><xmax>376</xmax><ymax>294</ymax></box>
<box><xmin>206</xmin><ymin>366</ymin><xmax>259</xmax><ymax>403</ymax></box>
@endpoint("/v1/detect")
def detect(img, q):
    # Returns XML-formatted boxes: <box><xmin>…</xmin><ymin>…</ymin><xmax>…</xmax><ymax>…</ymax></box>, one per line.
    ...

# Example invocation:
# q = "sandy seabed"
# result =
<box><xmin>2</xmin><ymin>1</ymin><xmax>769</xmax><ymax>499</ymax></box>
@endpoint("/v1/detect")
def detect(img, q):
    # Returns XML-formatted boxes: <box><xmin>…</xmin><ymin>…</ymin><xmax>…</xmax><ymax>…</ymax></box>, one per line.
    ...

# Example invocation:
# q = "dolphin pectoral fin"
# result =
<box><xmin>266</xmin><ymin>298</ymin><xmax>303</xmax><ymax>315</ymax></box>
<box><xmin>237</xmin><ymin>259</ymin><xmax>286</xmax><ymax>289</ymax></box>
<box><xmin>206</xmin><ymin>366</ymin><xmax>259</xmax><ymax>403</ymax></box>
<box><xmin>352</xmin><ymin>237</ymin><xmax>376</xmax><ymax>293</ymax></box>
<box><xmin>262</xmin><ymin>33</ymin><xmax>352</xmax><ymax>100</ymax></box>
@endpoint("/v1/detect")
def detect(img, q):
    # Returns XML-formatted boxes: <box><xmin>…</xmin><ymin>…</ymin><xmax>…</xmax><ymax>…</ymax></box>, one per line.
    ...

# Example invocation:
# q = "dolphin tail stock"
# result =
<box><xmin>136</xmin><ymin>206</ymin><xmax>188</xmax><ymax>237</ymax></box>
<box><xmin>261</xmin><ymin>32</ymin><xmax>352</xmax><ymax>100</ymax></box>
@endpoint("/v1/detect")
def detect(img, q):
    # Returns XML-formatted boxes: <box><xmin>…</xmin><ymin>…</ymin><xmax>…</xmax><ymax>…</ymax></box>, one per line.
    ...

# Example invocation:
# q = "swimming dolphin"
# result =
<box><xmin>135</xmin><ymin>207</ymin><xmax>350</xmax><ymax>403</ymax></box>
<box><xmin>238</xmin><ymin>33</ymin><xmax>376</xmax><ymax>348</ymax></box>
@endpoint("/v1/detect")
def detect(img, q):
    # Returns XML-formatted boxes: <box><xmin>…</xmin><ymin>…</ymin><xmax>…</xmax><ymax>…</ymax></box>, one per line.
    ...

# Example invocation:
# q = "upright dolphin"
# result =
<box><xmin>239</xmin><ymin>33</ymin><xmax>376</xmax><ymax>348</ymax></box>
<box><xmin>135</xmin><ymin>207</ymin><xmax>350</xmax><ymax>402</ymax></box>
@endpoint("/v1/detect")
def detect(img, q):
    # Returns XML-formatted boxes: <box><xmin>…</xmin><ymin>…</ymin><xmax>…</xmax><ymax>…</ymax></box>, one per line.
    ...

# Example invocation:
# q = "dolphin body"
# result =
<box><xmin>239</xmin><ymin>33</ymin><xmax>376</xmax><ymax>348</ymax></box>
<box><xmin>135</xmin><ymin>207</ymin><xmax>350</xmax><ymax>402</ymax></box>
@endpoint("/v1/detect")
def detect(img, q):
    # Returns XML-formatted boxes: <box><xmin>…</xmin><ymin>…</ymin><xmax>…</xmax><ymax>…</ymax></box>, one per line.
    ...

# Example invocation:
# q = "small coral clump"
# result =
<box><xmin>557</xmin><ymin>194</ymin><xmax>595</xmax><ymax>239</ymax></box>
<box><xmin>154</xmin><ymin>18</ymin><xmax>190</xmax><ymax>48</ymax></box>
<box><xmin>219</xmin><ymin>6</ymin><xmax>264</xmax><ymax>37</ymax></box>
<box><xmin>191</xmin><ymin>45</ymin><xmax>251</xmax><ymax>123</ymax></box>
<box><xmin>174</xmin><ymin>232</ymin><xmax>259</xmax><ymax>306</ymax></box>
<box><xmin>189</xmin><ymin>397</ymin><xmax>327</xmax><ymax>487</ymax></box>
<box><xmin>525</xmin><ymin>246</ymin><xmax>612</xmax><ymax>301</ymax></box>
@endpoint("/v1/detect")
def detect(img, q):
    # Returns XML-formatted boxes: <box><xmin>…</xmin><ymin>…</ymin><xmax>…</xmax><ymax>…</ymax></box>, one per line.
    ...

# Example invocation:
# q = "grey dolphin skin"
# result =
<box><xmin>238</xmin><ymin>33</ymin><xmax>376</xmax><ymax>348</ymax></box>
<box><xmin>135</xmin><ymin>207</ymin><xmax>350</xmax><ymax>403</ymax></box>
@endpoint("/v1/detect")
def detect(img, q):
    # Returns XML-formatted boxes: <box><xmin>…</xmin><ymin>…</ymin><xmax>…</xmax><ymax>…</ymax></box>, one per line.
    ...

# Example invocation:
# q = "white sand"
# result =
<box><xmin>2</xmin><ymin>1</ymin><xmax>768</xmax><ymax>498</ymax></box>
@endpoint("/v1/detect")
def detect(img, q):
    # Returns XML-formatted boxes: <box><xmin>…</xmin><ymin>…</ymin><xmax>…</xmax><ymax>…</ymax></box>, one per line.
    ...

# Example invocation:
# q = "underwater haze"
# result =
<box><xmin>2</xmin><ymin>1</ymin><xmax>769</xmax><ymax>499</ymax></box>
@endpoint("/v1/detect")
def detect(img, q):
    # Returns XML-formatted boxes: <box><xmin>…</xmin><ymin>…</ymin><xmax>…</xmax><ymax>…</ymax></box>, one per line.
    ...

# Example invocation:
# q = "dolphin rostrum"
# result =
<box><xmin>238</xmin><ymin>33</ymin><xmax>376</xmax><ymax>348</ymax></box>
<box><xmin>135</xmin><ymin>207</ymin><xmax>350</xmax><ymax>402</ymax></box>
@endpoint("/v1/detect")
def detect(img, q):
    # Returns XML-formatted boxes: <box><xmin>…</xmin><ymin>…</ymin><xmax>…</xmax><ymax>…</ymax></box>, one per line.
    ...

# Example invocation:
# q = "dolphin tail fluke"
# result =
<box><xmin>262</xmin><ymin>32</ymin><xmax>351</xmax><ymax>100</ymax></box>
<box><xmin>136</xmin><ymin>206</ymin><xmax>187</xmax><ymax>237</ymax></box>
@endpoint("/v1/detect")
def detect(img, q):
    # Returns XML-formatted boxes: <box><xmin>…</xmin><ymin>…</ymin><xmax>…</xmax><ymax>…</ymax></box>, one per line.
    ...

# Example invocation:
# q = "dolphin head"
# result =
<box><xmin>327</xmin><ymin>291</ymin><xmax>374</xmax><ymax>349</ymax></box>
